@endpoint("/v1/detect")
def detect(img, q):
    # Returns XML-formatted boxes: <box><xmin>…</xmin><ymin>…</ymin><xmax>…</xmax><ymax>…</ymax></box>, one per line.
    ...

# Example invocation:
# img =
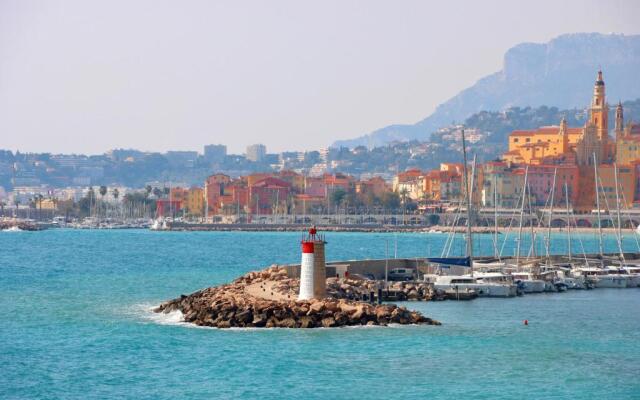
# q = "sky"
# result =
<box><xmin>0</xmin><ymin>0</ymin><xmax>639</xmax><ymax>155</ymax></box>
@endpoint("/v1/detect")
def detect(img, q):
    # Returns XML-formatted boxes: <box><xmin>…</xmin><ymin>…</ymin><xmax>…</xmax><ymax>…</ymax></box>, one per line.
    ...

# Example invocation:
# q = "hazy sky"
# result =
<box><xmin>1</xmin><ymin>0</ymin><xmax>639</xmax><ymax>155</ymax></box>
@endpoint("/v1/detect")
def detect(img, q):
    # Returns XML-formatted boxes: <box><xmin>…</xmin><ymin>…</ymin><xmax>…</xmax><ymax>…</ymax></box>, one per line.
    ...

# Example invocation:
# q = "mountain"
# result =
<box><xmin>333</xmin><ymin>33</ymin><xmax>640</xmax><ymax>148</ymax></box>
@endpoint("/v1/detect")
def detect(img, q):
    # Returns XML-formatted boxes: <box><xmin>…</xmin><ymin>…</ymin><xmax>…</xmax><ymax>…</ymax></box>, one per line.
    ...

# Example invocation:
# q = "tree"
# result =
<box><xmin>34</xmin><ymin>194</ymin><xmax>44</xmax><ymax>220</ymax></box>
<box><xmin>330</xmin><ymin>189</ymin><xmax>346</xmax><ymax>208</ymax></box>
<box><xmin>112</xmin><ymin>188</ymin><xmax>120</xmax><ymax>200</ymax></box>
<box><xmin>380</xmin><ymin>192</ymin><xmax>400</xmax><ymax>211</ymax></box>
<box><xmin>427</xmin><ymin>214</ymin><xmax>440</xmax><ymax>226</ymax></box>
<box><xmin>145</xmin><ymin>185</ymin><xmax>152</xmax><ymax>198</ymax></box>
<box><xmin>80</xmin><ymin>187</ymin><xmax>97</xmax><ymax>217</ymax></box>
<box><xmin>152</xmin><ymin>187</ymin><xmax>162</xmax><ymax>198</ymax></box>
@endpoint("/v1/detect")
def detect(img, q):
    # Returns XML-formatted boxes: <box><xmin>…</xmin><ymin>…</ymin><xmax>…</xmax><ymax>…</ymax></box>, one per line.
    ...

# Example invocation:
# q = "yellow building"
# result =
<box><xmin>40</xmin><ymin>198</ymin><xmax>57</xmax><ymax>210</ymax></box>
<box><xmin>614</xmin><ymin>102</ymin><xmax>640</xmax><ymax>165</ymax></box>
<box><xmin>503</xmin><ymin>71</ymin><xmax>614</xmax><ymax>166</ymax></box>
<box><xmin>186</xmin><ymin>187</ymin><xmax>205</xmax><ymax>217</ymax></box>
<box><xmin>597</xmin><ymin>164</ymin><xmax>635</xmax><ymax>208</ymax></box>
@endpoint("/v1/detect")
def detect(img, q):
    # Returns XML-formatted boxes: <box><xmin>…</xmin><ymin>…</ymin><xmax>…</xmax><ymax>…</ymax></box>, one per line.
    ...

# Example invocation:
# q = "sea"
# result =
<box><xmin>1</xmin><ymin>229</ymin><xmax>639</xmax><ymax>399</ymax></box>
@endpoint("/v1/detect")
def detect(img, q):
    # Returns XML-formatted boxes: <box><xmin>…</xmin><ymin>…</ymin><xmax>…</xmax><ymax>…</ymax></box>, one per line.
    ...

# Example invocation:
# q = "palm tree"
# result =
<box><xmin>112</xmin><ymin>188</ymin><xmax>120</xmax><ymax>220</ymax></box>
<box><xmin>0</xmin><ymin>201</ymin><xmax>5</xmax><ymax>217</ymax></box>
<box><xmin>145</xmin><ymin>185</ymin><xmax>152</xmax><ymax>198</ymax></box>
<box><xmin>98</xmin><ymin>186</ymin><xmax>107</xmax><ymax>218</ymax></box>
<box><xmin>34</xmin><ymin>194</ymin><xmax>43</xmax><ymax>221</ymax></box>
<box><xmin>399</xmin><ymin>188</ymin><xmax>409</xmax><ymax>225</ymax></box>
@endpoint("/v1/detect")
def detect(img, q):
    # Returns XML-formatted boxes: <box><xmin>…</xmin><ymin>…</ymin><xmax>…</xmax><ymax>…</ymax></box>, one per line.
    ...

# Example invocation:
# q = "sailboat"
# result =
<box><xmin>432</xmin><ymin>129</ymin><xmax>517</xmax><ymax>297</ymax></box>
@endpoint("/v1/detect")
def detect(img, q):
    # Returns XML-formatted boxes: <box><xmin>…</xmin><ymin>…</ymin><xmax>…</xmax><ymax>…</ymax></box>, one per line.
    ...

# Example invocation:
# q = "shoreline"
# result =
<box><xmin>159</xmin><ymin>222</ymin><xmax>638</xmax><ymax>234</ymax></box>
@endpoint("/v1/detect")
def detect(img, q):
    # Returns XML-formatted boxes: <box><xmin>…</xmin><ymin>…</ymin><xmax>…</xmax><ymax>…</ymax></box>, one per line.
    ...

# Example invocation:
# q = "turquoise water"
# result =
<box><xmin>1</xmin><ymin>229</ymin><xmax>639</xmax><ymax>399</ymax></box>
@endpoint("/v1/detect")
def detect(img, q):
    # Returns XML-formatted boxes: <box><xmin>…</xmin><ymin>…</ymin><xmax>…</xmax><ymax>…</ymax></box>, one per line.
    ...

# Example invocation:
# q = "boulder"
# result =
<box><xmin>308</xmin><ymin>301</ymin><xmax>324</xmax><ymax>315</ymax></box>
<box><xmin>298</xmin><ymin>316</ymin><xmax>315</xmax><ymax>328</ymax></box>
<box><xmin>321</xmin><ymin>316</ymin><xmax>337</xmax><ymax>328</ymax></box>
<box><xmin>276</xmin><ymin>318</ymin><xmax>297</xmax><ymax>328</ymax></box>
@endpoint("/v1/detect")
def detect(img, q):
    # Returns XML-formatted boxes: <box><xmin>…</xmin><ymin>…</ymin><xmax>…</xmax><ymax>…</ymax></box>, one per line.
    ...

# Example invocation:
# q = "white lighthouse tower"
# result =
<box><xmin>298</xmin><ymin>227</ymin><xmax>326</xmax><ymax>300</ymax></box>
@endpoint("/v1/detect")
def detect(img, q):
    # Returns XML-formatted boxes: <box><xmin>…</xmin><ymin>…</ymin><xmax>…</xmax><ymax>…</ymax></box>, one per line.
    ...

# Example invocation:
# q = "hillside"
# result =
<box><xmin>333</xmin><ymin>33</ymin><xmax>640</xmax><ymax>148</ymax></box>
<box><xmin>329</xmin><ymin>99</ymin><xmax>640</xmax><ymax>176</ymax></box>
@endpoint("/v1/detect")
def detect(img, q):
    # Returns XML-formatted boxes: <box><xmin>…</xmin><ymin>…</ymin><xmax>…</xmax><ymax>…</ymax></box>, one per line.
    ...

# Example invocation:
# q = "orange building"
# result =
<box><xmin>356</xmin><ymin>176</ymin><xmax>388</xmax><ymax>198</ymax></box>
<box><xmin>504</xmin><ymin>71</ymin><xmax>615</xmax><ymax>166</ymax></box>
<box><xmin>204</xmin><ymin>173</ymin><xmax>231</xmax><ymax>216</ymax></box>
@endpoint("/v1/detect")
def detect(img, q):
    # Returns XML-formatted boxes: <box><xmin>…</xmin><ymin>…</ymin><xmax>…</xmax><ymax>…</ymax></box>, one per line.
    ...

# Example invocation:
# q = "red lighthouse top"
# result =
<box><xmin>301</xmin><ymin>225</ymin><xmax>325</xmax><ymax>245</ymax></box>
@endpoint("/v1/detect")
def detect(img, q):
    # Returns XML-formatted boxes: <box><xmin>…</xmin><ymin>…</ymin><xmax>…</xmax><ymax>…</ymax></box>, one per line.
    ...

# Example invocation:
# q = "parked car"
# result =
<box><xmin>388</xmin><ymin>268</ymin><xmax>415</xmax><ymax>281</ymax></box>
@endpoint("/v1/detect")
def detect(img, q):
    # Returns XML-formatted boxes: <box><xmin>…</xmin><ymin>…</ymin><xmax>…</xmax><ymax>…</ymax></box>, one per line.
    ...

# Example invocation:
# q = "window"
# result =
<box><xmin>514</xmin><ymin>138</ymin><xmax>519</xmax><ymax>143</ymax></box>
<box><xmin>526</xmin><ymin>138</ymin><xmax>531</xmax><ymax>143</ymax></box>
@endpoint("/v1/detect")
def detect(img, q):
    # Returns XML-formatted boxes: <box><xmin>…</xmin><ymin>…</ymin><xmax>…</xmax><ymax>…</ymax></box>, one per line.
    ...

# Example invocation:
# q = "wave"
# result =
<box><xmin>132</xmin><ymin>303</ymin><xmax>423</xmax><ymax>331</ymax></box>
<box><xmin>132</xmin><ymin>303</ymin><xmax>190</xmax><ymax>327</ymax></box>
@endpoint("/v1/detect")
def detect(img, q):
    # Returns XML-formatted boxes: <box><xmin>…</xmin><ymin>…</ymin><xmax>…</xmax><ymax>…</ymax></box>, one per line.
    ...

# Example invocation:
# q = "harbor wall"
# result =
<box><xmin>282</xmin><ymin>252</ymin><xmax>640</xmax><ymax>280</ymax></box>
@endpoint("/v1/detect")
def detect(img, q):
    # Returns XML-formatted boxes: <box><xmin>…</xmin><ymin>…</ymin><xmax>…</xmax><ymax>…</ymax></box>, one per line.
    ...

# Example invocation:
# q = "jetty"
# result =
<box><xmin>155</xmin><ymin>227</ymin><xmax>441</xmax><ymax>328</ymax></box>
<box><xmin>155</xmin><ymin>266</ymin><xmax>440</xmax><ymax>328</ymax></box>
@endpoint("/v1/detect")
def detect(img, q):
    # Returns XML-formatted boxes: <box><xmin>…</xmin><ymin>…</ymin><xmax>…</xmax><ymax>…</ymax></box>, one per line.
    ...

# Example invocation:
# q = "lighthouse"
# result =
<box><xmin>298</xmin><ymin>227</ymin><xmax>326</xmax><ymax>300</ymax></box>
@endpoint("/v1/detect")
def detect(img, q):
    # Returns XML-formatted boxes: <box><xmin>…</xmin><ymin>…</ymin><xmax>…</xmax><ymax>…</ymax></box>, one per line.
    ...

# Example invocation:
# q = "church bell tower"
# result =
<box><xmin>590</xmin><ymin>70</ymin><xmax>609</xmax><ymax>141</ymax></box>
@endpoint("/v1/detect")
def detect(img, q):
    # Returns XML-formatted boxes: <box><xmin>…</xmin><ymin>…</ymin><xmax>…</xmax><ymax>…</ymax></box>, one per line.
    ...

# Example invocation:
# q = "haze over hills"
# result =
<box><xmin>333</xmin><ymin>33</ymin><xmax>640</xmax><ymax>149</ymax></box>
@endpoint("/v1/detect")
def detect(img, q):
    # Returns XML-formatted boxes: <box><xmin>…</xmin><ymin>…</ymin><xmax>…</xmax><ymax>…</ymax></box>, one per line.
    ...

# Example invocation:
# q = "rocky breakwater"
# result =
<box><xmin>154</xmin><ymin>266</ymin><xmax>440</xmax><ymax>328</ymax></box>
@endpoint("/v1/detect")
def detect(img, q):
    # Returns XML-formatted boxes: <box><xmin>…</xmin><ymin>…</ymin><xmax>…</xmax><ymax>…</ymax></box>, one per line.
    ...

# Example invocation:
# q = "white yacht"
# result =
<box><xmin>432</xmin><ymin>275</ymin><xmax>517</xmax><ymax>298</ymax></box>
<box><xmin>621</xmin><ymin>265</ymin><xmax>640</xmax><ymax>288</ymax></box>
<box><xmin>470</xmin><ymin>272</ymin><xmax>518</xmax><ymax>297</ymax></box>
<box><xmin>548</xmin><ymin>269</ymin><xmax>585</xmax><ymax>290</ymax></box>
<box><xmin>571</xmin><ymin>267</ymin><xmax>627</xmax><ymax>288</ymax></box>
<box><xmin>511</xmin><ymin>272</ymin><xmax>546</xmax><ymax>293</ymax></box>
<box><xmin>605</xmin><ymin>266</ymin><xmax>640</xmax><ymax>288</ymax></box>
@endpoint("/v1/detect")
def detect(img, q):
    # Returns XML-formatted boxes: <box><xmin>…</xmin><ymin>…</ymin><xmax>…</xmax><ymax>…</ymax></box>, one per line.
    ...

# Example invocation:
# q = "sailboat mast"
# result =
<box><xmin>545</xmin><ymin>168</ymin><xmax>558</xmax><ymax>262</ymax></box>
<box><xmin>516</xmin><ymin>166</ymin><xmax>529</xmax><ymax>267</ymax></box>
<box><xmin>613</xmin><ymin>163</ymin><xmax>625</xmax><ymax>262</ymax></box>
<box><xmin>564</xmin><ymin>182</ymin><xmax>572</xmax><ymax>261</ymax></box>
<box><xmin>461</xmin><ymin>129</ymin><xmax>474</xmax><ymax>272</ymax></box>
<box><xmin>493</xmin><ymin>174</ymin><xmax>499</xmax><ymax>259</ymax></box>
<box><xmin>528</xmin><ymin>179</ymin><xmax>536</xmax><ymax>259</ymax></box>
<box><xmin>593</xmin><ymin>153</ymin><xmax>604</xmax><ymax>259</ymax></box>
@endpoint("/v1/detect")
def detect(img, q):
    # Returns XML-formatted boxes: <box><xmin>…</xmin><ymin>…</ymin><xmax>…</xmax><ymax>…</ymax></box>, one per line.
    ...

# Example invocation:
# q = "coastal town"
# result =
<box><xmin>3</xmin><ymin>71</ymin><xmax>640</xmax><ymax>232</ymax></box>
<box><xmin>4</xmin><ymin>3</ymin><xmax>640</xmax><ymax>398</ymax></box>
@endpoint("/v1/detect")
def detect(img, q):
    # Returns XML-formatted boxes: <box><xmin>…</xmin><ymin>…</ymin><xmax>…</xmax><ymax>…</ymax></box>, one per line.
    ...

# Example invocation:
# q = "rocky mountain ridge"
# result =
<box><xmin>334</xmin><ymin>33</ymin><xmax>640</xmax><ymax>148</ymax></box>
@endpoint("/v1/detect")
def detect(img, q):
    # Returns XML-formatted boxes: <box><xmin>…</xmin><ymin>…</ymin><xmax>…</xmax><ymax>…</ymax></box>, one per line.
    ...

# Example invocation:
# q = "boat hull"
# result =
<box><xmin>434</xmin><ymin>283</ymin><xmax>517</xmax><ymax>298</ymax></box>
<box><xmin>595</xmin><ymin>276</ymin><xmax>628</xmax><ymax>288</ymax></box>
<box><xmin>516</xmin><ymin>279</ymin><xmax>546</xmax><ymax>293</ymax></box>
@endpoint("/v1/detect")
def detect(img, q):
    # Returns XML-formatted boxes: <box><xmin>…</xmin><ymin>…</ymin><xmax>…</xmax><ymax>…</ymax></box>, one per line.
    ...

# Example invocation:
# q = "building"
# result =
<box><xmin>203</xmin><ymin>144</ymin><xmax>227</xmax><ymax>164</ymax></box>
<box><xmin>503</xmin><ymin>71</ymin><xmax>614</xmax><ymax>166</ymax></box>
<box><xmin>186</xmin><ymin>187</ymin><xmax>205</xmax><ymax>217</ymax></box>
<box><xmin>204</xmin><ymin>174</ymin><xmax>231</xmax><ymax>216</ymax></box>
<box><xmin>392</xmin><ymin>169</ymin><xmax>422</xmax><ymax>192</ymax></box>
<box><xmin>355</xmin><ymin>176</ymin><xmax>388</xmax><ymax>198</ymax></box>
<box><xmin>479</xmin><ymin>162</ymin><xmax>524</xmax><ymax>208</ymax></box>
<box><xmin>248</xmin><ymin>177</ymin><xmax>290</xmax><ymax>214</ymax></box>
<box><xmin>246</xmin><ymin>144</ymin><xmax>267</xmax><ymax>163</ymax></box>
<box><xmin>525</xmin><ymin>164</ymin><xmax>579</xmax><ymax>207</ymax></box>
<box><xmin>614</xmin><ymin>103</ymin><xmax>640</xmax><ymax>165</ymax></box>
